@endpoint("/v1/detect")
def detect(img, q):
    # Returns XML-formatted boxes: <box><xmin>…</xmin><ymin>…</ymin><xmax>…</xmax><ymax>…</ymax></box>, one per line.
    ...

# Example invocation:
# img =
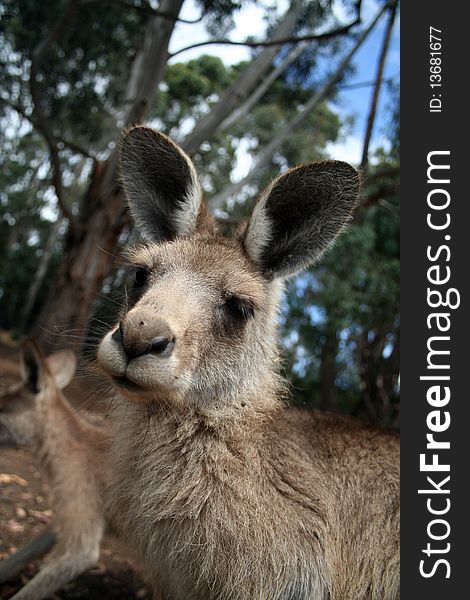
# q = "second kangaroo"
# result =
<box><xmin>0</xmin><ymin>342</ymin><xmax>110</xmax><ymax>600</ymax></box>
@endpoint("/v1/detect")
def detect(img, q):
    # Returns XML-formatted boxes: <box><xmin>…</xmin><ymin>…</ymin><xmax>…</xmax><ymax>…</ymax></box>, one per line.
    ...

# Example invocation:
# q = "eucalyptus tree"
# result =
<box><xmin>1</xmin><ymin>0</ymin><xmax>365</xmax><ymax>349</ymax></box>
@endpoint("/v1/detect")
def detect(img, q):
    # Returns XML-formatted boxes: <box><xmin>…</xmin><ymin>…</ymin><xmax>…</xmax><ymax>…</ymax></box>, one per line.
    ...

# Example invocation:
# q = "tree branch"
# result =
<box><xmin>363</xmin><ymin>180</ymin><xmax>400</xmax><ymax>208</ymax></box>
<box><xmin>170</xmin><ymin>18</ymin><xmax>362</xmax><ymax>59</ymax></box>
<box><xmin>351</xmin><ymin>166</ymin><xmax>400</xmax><ymax>222</ymax></box>
<box><xmin>182</xmin><ymin>0</ymin><xmax>305</xmax><ymax>155</ymax></box>
<box><xmin>360</xmin><ymin>0</ymin><xmax>398</xmax><ymax>172</ymax></box>
<box><xmin>0</xmin><ymin>529</ymin><xmax>56</xmax><ymax>584</ymax></box>
<box><xmin>365</xmin><ymin>165</ymin><xmax>400</xmax><ymax>183</ymax></box>
<box><xmin>29</xmin><ymin>0</ymin><xmax>81</xmax><ymax>227</ymax></box>
<box><xmin>210</xmin><ymin>6</ymin><xmax>386</xmax><ymax>210</ymax></box>
<box><xmin>339</xmin><ymin>74</ymin><xmax>397</xmax><ymax>91</ymax></box>
<box><xmin>32</xmin><ymin>0</ymin><xmax>81</xmax><ymax>66</ymax></box>
<box><xmin>100</xmin><ymin>0</ymin><xmax>185</xmax><ymax>198</ymax></box>
<box><xmin>219</xmin><ymin>41</ymin><xmax>309</xmax><ymax>133</ymax></box>
<box><xmin>56</xmin><ymin>135</ymin><xmax>96</xmax><ymax>159</ymax></box>
<box><xmin>20</xmin><ymin>218</ymin><xmax>64</xmax><ymax>332</ymax></box>
<box><xmin>82</xmin><ymin>0</ymin><xmax>203</xmax><ymax>24</ymax></box>
<box><xmin>0</xmin><ymin>98</ymin><xmax>96</xmax><ymax>159</ymax></box>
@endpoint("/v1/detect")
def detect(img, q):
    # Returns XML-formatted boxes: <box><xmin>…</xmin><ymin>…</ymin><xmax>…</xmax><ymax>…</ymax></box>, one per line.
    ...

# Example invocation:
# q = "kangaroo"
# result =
<box><xmin>97</xmin><ymin>126</ymin><xmax>400</xmax><ymax>600</ymax></box>
<box><xmin>0</xmin><ymin>341</ymin><xmax>111</xmax><ymax>600</ymax></box>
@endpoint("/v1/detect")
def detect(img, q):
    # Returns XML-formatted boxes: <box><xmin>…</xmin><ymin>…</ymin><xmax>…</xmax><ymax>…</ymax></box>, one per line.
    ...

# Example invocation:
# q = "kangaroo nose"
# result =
<box><xmin>148</xmin><ymin>335</ymin><xmax>174</xmax><ymax>356</ymax></box>
<box><xmin>115</xmin><ymin>308</ymin><xmax>175</xmax><ymax>360</ymax></box>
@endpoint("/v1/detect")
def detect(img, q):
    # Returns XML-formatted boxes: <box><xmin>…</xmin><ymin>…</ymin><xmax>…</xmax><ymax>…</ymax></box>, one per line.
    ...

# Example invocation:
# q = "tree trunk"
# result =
<box><xmin>360</xmin><ymin>1</ymin><xmax>398</xmax><ymax>172</ymax></box>
<box><xmin>358</xmin><ymin>329</ymin><xmax>394</xmax><ymax>426</ymax></box>
<box><xmin>20</xmin><ymin>217</ymin><xmax>63</xmax><ymax>333</ymax></box>
<box><xmin>181</xmin><ymin>0</ymin><xmax>303</xmax><ymax>155</ymax></box>
<box><xmin>35</xmin><ymin>162</ymin><xmax>127</xmax><ymax>351</ymax></box>
<box><xmin>35</xmin><ymin>0</ymin><xmax>183</xmax><ymax>350</ymax></box>
<box><xmin>210</xmin><ymin>5</ymin><xmax>386</xmax><ymax>209</ymax></box>
<box><xmin>219</xmin><ymin>41</ymin><xmax>308</xmax><ymax>133</ymax></box>
<box><xmin>34</xmin><ymin>0</ymin><xmax>301</xmax><ymax>351</ymax></box>
<box><xmin>319</xmin><ymin>329</ymin><xmax>338</xmax><ymax>411</ymax></box>
<box><xmin>0</xmin><ymin>529</ymin><xmax>56</xmax><ymax>584</ymax></box>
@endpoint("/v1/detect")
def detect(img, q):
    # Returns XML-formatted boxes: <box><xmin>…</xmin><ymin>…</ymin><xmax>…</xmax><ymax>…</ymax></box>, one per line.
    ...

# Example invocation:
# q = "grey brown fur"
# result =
<box><xmin>0</xmin><ymin>342</ymin><xmax>111</xmax><ymax>600</ymax></box>
<box><xmin>97</xmin><ymin>126</ymin><xmax>400</xmax><ymax>600</ymax></box>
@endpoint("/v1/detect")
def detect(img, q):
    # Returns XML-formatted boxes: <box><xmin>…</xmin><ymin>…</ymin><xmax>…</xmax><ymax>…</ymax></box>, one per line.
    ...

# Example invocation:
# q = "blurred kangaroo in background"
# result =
<box><xmin>0</xmin><ymin>341</ymin><xmax>111</xmax><ymax>600</ymax></box>
<box><xmin>96</xmin><ymin>126</ymin><xmax>400</xmax><ymax>600</ymax></box>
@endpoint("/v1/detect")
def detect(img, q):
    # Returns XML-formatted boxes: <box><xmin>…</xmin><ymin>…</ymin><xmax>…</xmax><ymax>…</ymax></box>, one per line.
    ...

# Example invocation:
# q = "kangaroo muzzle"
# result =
<box><xmin>114</xmin><ymin>307</ymin><xmax>175</xmax><ymax>361</ymax></box>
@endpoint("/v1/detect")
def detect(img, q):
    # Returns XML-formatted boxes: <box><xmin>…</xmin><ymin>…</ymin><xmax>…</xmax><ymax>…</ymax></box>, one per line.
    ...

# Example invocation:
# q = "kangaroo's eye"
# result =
<box><xmin>224</xmin><ymin>296</ymin><xmax>255</xmax><ymax>321</ymax></box>
<box><xmin>133</xmin><ymin>268</ymin><xmax>148</xmax><ymax>289</ymax></box>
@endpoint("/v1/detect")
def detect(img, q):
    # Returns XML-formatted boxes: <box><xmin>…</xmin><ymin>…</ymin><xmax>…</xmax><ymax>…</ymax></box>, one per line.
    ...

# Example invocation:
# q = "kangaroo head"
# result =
<box><xmin>0</xmin><ymin>341</ymin><xmax>76</xmax><ymax>448</ymax></box>
<box><xmin>97</xmin><ymin>127</ymin><xmax>360</xmax><ymax>414</ymax></box>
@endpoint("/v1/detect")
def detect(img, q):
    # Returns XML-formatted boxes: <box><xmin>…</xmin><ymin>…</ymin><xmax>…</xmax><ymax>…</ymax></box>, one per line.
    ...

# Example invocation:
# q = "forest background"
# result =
<box><xmin>0</xmin><ymin>0</ymin><xmax>400</xmax><ymax>426</ymax></box>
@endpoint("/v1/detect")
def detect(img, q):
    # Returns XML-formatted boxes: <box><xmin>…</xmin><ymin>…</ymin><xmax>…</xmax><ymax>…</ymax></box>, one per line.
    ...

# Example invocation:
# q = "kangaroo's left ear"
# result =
<box><xmin>243</xmin><ymin>161</ymin><xmax>360</xmax><ymax>278</ymax></box>
<box><xmin>120</xmin><ymin>126</ymin><xmax>202</xmax><ymax>242</ymax></box>
<box><xmin>21</xmin><ymin>340</ymin><xmax>47</xmax><ymax>394</ymax></box>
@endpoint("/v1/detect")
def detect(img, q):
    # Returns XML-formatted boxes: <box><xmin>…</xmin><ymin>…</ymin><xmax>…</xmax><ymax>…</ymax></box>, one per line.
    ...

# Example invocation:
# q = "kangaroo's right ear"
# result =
<box><xmin>120</xmin><ymin>126</ymin><xmax>202</xmax><ymax>242</ymax></box>
<box><xmin>20</xmin><ymin>340</ymin><xmax>46</xmax><ymax>394</ymax></box>
<box><xmin>243</xmin><ymin>160</ymin><xmax>360</xmax><ymax>279</ymax></box>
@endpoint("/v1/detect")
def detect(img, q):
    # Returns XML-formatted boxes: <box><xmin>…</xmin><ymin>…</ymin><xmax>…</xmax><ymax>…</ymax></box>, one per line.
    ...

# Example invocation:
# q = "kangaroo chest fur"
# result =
<box><xmin>106</xmin><ymin>405</ymin><xmax>399</xmax><ymax>600</ymax></box>
<box><xmin>107</xmin><ymin>406</ymin><xmax>332</xmax><ymax>600</ymax></box>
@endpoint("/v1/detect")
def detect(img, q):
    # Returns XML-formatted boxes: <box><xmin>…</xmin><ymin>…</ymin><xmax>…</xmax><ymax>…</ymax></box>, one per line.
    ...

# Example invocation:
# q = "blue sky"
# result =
<box><xmin>170</xmin><ymin>0</ymin><xmax>400</xmax><ymax>171</ymax></box>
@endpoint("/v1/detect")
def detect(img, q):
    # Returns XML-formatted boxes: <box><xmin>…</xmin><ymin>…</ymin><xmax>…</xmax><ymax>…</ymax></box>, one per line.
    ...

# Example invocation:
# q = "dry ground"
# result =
<box><xmin>0</xmin><ymin>339</ymin><xmax>151</xmax><ymax>599</ymax></box>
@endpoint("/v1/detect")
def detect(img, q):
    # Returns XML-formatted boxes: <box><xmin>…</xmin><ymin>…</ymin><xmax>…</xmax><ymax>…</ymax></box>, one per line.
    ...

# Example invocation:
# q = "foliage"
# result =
<box><xmin>282</xmin><ymin>177</ymin><xmax>399</xmax><ymax>420</ymax></box>
<box><xmin>0</xmin><ymin>129</ymin><xmax>62</xmax><ymax>329</ymax></box>
<box><xmin>1</xmin><ymin>0</ymin><xmax>146</xmax><ymax>150</ymax></box>
<box><xmin>0</xmin><ymin>0</ymin><xmax>400</xmax><ymax>425</ymax></box>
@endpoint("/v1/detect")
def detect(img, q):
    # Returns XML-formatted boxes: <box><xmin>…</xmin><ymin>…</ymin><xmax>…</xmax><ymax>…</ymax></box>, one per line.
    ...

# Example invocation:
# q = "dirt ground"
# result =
<box><xmin>0</xmin><ymin>339</ymin><xmax>151</xmax><ymax>599</ymax></box>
